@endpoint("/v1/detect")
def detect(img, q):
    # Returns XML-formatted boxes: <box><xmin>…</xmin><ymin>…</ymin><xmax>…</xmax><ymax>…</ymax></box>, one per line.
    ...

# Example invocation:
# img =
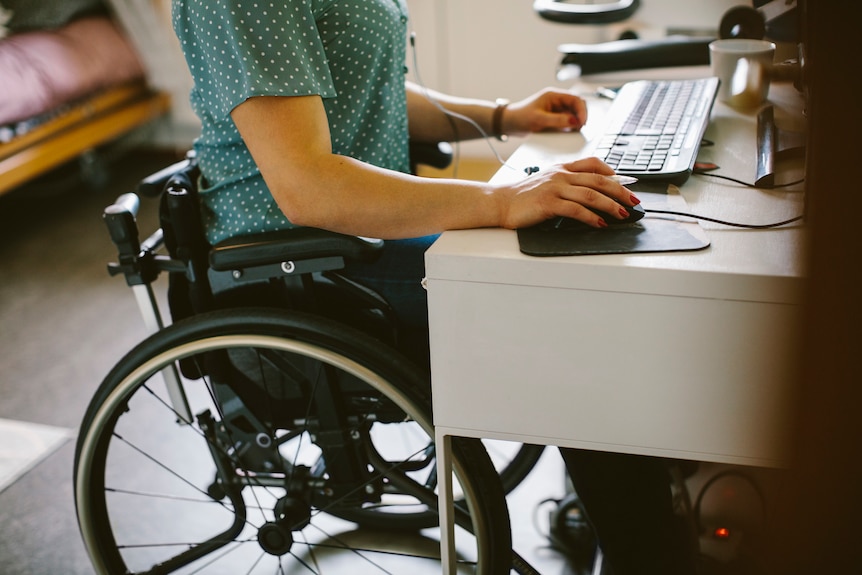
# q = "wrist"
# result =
<box><xmin>492</xmin><ymin>98</ymin><xmax>510</xmax><ymax>142</ymax></box>
<box><xmin>486</xmin><ymin>183</ymin><xmax>513</xmax><ymax>229</ymax></box>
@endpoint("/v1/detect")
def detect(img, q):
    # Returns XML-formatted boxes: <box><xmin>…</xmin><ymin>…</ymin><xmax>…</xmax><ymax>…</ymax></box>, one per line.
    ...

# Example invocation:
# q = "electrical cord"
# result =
<box><xmin>534</xmin><ymin>495</ymin><xmax>598</xmax><ymax>560</ymax></box>
<box><xmin>408</xmin><ymin>32</ymin><xmax>519</xmax><ymax>177</ymax></box>
<box><xmin>665</xmin><ymin>169</ymin><xmax>806</xmax><ymax>228</ymax></box>
<box><xmin>408</xmin><ymin>33</ymin><xmax>459</xmax><ymax>177</ymax></box>
<box><xmin>533</xmin><ymin>497</ymin><xmax>560</xmax><ymax>542</ymax></box>
<box><xmin>693</xmin><ymin>469</ymin><xmax>768</xmax><ymax>537</ymax></box>
<box><xmin>695</xmin><ymin>170</ymin><xmax>805</xmax><ymax>189</ymax></box>
<box><xmin>644</xmin><ymin>209</ymin><xmax>803</xmax><ymax>229</ymax></box>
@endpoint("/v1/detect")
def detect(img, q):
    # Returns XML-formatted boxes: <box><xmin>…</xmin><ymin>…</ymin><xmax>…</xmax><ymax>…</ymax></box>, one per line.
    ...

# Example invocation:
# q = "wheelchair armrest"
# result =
<box><xmin>209</xmin><ymin>228</ymin><xmax>384</xmax><ymax>272</ymax></box>
<box><xmin>534</xmin><ymin>0</ymin><xmax>640</xmax><ymax>25</ymax></box>
<box><xmin>559</xmin><ymin>36</ymin><xmax>712</xmax><ymax>75</ymax></box>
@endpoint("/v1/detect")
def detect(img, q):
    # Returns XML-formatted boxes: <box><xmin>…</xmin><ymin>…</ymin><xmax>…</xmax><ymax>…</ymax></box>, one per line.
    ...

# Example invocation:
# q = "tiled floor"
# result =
<box><xmin>0</xmin><ymin>151</ymin><xmax>586</xmax><ymax>575</ymax></box>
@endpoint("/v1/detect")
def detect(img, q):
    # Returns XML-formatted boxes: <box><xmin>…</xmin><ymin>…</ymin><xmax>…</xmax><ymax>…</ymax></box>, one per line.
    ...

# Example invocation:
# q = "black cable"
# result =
<box><xmin>693</xmin><ymin>469</ymin><xmax>768</xmax><ymax>534</ymax></box>
<box><xmin>661</xmin><ymin>170</ymin><xmax>806</xmax><ymax>227</ymax></box>
<box><xmin>645</xmin><ymin>209</ymin><xmax>803</xmax><ymax>229</ymax></box>
<box><xmin>694</xmin><ymin>170</ymin><xmax>805</xmax><ymax>189</ymax></box>
<box><xmin>772</xmin><ymin>179</ymin><xmax>805</xmax><ymax>188</ymax></box>
<box><xmin>408</xmin><ymin>32</ymin><xmax>461</xmax><ymax>177</ymax></box>
<box><xmin>409</xmin><ymin>32</ymin><xmax>523</xmax><ymax>178</ymax></box>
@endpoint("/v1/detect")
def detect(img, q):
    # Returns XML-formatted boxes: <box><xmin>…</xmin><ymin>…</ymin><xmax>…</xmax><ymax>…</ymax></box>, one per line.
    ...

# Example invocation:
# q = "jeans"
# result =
<box><xmin>340</xmin><ymin>234</ymin><xmax>439</xmax><ymax>369</ymax></box>
<box><xmin>560</xmin><ymin>449</ymin><xmax>697</xmax><ymax>575</ymax></box>
<box><xmin>341</xmin><ymin>234</ymin><xmax>438</xmax><ymax>329</ymax></box>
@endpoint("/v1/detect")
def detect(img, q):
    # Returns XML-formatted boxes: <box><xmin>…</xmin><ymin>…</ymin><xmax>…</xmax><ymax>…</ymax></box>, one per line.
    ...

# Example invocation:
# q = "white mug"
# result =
<box><xmin>709</xmin><ymin>39</ymin><xmax>776</xmax><ymax>107</ymax></box>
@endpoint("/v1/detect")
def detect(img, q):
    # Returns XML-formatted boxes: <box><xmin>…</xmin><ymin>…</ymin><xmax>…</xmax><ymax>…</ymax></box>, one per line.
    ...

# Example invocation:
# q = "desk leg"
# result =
<box><xmin>435</xmin><ymin>428</ymin><xmax>456</xmax><ymax>575</ymax></box>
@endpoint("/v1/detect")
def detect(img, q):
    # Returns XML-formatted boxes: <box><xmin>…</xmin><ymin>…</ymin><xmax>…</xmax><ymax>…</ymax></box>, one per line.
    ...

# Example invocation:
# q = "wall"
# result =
<box><xmin>407</xmin><ymin>0</ymin><xmax>743</xmax><ymax>95</ymax></box>
<box><xmin>106</xmin><ymin>0</ymin><xmax>198</xmax><ymax>147</ymax></box>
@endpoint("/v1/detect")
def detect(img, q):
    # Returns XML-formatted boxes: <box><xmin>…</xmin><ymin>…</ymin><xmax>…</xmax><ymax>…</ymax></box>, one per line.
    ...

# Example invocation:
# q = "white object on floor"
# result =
<box><xmin>0</xmin><ymin>418</ymin><xmax>73</xmax><ymax>492</ymax></box>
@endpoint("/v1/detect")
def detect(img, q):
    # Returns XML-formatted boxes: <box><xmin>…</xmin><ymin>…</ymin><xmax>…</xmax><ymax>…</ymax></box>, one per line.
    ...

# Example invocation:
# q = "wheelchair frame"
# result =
<box><xmin>73</xmin><ymin>153</ymin><xmax>552</xmax><ymax>575</ymax></box>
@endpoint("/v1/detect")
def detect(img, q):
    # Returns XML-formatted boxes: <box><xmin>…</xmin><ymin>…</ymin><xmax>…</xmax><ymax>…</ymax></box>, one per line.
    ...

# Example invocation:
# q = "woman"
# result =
<box><xmin>172</xmin><ymin>1</ymin><xmax>695</xmax><ymax>573</ymax></box>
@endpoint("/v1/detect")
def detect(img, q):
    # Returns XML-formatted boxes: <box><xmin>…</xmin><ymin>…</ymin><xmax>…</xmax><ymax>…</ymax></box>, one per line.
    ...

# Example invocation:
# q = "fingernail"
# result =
<box><xmin>619</xmin><ymin>206</ymin><xmax>630</xmax><ymax>219</ymax></box>
<box><xmin>597</xmin><ymin>218</ymin><xmax>608</xmax><ymax>228</ymax></box>
<box><xmin>630</xmin><ymin>193</ymin><xmax>641</xmax><ymax>205</ymax></box>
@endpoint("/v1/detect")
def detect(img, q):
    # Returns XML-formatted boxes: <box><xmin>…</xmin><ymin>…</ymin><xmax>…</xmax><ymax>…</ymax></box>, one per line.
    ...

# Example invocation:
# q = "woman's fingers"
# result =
<box><xmin>555</xmin><ymin>163</ymin><xmax>641</xmax><ymax>209</ymax></box>
<box><xmin>508</xmin><ymin>89</ymin><xmax>589</xmax><ymax>134</ymax></box>
<box><xmin>503</xmin><ymin>160</ymin><xmax>641</xmax><ymax>229</ymax></box>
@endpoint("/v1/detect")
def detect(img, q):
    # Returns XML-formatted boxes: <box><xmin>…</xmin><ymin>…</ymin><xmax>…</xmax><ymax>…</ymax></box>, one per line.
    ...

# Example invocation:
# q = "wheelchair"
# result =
<box><xmin>72</xmin><ymin>150</ymin><xmax>544</xmax><ymax>575</ymax></box>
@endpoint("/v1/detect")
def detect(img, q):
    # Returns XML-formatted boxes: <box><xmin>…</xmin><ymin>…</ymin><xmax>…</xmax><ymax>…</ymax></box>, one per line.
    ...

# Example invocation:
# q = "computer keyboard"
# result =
<box><xmin>589</xmin><ymin>77</ymin><xmax>720</xmax><ymax>185</ymax></box>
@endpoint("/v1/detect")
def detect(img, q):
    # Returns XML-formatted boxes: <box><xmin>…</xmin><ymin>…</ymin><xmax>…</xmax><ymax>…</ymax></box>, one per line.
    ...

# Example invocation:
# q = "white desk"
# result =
<box><xmin>428</xmin><ymin>79</ymin><xmax>807</xmax><ymax>573</ymax></box>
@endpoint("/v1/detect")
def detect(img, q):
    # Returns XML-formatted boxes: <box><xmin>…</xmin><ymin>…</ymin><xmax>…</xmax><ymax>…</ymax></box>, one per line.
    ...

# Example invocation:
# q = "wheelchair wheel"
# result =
<box><xmin>485</xmin><ymin>442</ymin><xmax>545</xmax><ymax>495</ymax></box>
<box><xmin>74</xmin><ymin>308</ymin><xmax>511</xmax><ymax>575</ymax></box>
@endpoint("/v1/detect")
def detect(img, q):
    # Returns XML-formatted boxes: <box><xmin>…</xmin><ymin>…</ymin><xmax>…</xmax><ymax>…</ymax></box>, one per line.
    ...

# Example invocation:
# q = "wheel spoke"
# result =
<box><xmin>74</xmin><ymin>311</ymin><xmax>510</xmax><ymax>574</ymax></box>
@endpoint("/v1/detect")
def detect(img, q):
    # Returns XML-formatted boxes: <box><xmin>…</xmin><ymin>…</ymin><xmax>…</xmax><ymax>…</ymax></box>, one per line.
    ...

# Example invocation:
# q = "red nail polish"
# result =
<box><xmin>619</xmin><ymin>206</ymin><xmax>630</xmax><ymax>218</ymax></box>
<box><xmin>597</xmin><ymin>218</ymin><xmax>608</xmax><ymax>228</ymax></box>
<box><xmin>630</xmin><ymin>193</ymin><xmax>641</xmax><ymax>205</ymax></box>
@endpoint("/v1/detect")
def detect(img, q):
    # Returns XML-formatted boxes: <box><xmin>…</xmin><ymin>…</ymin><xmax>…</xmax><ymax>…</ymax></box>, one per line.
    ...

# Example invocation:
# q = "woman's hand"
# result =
<box><xmin>493</xmin><ymin>157</ymin><xmax>641</xmax><ymax>230</ymax></box>
<box><xmin>504</xmin><ymin>88</ymin><xmax>588</xmax><ymax>136</ymax></box>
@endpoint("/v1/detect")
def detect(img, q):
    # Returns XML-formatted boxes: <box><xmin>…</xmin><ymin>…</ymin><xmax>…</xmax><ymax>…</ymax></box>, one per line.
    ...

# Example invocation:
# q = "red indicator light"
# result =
<box><xmin>713</xmin><ymin>527</ymin><xmax>731</xmax><ymax>539</ymax></box>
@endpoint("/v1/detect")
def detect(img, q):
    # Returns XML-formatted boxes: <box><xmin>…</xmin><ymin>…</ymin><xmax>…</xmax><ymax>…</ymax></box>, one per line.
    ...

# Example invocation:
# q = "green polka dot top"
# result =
<box><xmin>172</xmin><ymin>0</ymin><xmax>411</xmax><ymax>244</ymax></box>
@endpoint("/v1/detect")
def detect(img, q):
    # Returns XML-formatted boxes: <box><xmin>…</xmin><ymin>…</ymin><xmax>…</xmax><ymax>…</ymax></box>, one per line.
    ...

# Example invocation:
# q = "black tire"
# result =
<box><xmin>486</xmin><ymin>442</ymin><xmax>545</xmax><ymax>494</ymax></box>
<box><xmin>74</xmin><ymin>308</ymin><xmax>512</xmax><ymax>574</ymax></box>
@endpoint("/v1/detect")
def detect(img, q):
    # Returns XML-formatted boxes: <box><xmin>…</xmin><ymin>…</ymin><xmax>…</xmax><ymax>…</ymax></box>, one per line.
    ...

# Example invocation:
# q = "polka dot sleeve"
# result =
<box><xmin>171</xmin><ymin>0</ymin><xmax>412</xmax><ymax>245</ymax></box>
<box><xmin>176</xmin><ymin>0</ymin><xmax>338</xmax><ymax>118</ymax></box>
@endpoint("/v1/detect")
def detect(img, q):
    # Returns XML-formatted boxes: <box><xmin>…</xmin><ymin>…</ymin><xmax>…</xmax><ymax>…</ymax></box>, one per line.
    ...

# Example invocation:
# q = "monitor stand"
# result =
<box><xmin>755</xmin><ymin>105</ymin><xmax>806</xmax><ymax>188</ymax></box>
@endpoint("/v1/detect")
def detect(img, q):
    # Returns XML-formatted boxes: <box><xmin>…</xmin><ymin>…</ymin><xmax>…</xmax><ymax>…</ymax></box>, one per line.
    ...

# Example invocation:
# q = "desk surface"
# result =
<box><xmin>426</xmin><ymin>78</ymin><xmax>806</xmax><ymax>468</ymax></box>
<box><xmin>428</xmin><ymin>79</ymin><xmax>806</xmax><ymax>305</ymax></box>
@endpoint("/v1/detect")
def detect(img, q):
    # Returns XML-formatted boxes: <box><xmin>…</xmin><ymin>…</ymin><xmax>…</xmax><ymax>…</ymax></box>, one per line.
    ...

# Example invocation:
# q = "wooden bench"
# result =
<box><xmin>0</xmin><ymin>81</ymin><xmax>171</xmax><ymax>196</ymax></box>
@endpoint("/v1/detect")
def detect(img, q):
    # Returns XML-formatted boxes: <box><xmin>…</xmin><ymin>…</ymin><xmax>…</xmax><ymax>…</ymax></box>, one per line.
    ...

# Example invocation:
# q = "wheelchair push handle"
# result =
<box><xmin>105</xmin><ymin>192</ymin><xmax>140</xmax><ymax>217</ymax></box>
<box><xmin>103</xmin><ymin>190</ymin><xmax>182</xmax><ymax>285</ymax></box>
<box><xmin>103</xmin><ymin>193</ymin><xmax>142</xmax><ymax>261</ymax></box>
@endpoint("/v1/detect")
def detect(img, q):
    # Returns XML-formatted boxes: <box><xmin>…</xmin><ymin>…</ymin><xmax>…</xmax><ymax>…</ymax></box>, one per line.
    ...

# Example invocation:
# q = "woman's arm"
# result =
<box><xmin>406</xmin><ymin>81</ymin><xmax>587</xmax><ymax>143</ymax></box>
<box><xmin>231</xmin><ymin>94</ymin><xmax>638</xmax><ymax>239</ymax></box>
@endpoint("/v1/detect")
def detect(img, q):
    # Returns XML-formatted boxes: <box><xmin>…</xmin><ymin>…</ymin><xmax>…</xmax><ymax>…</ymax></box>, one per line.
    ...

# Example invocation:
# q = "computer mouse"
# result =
<box><xmin>540</xmin><ymin>203</ymin><xmax>645</xmax><ymax>231</ymax></box>
<box><xmin>595</xmin><ymin>203</ymin><xmax>646</xmax><ymax>225</ymax></box>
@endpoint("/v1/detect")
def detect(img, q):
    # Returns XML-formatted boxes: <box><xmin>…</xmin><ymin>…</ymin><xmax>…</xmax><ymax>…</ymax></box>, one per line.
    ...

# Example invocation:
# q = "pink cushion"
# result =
<box><xmin>0</xmin><ymin>16</ymin><xmax>145</xmax><ymax>125</ymax></box>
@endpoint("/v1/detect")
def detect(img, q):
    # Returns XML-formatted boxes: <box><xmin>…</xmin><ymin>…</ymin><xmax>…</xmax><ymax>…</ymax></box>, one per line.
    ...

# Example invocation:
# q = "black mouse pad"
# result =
<box><xmin>516</xmin><ymin>186</ymin><xmax>710</xmax><ymax>257</ymax></box>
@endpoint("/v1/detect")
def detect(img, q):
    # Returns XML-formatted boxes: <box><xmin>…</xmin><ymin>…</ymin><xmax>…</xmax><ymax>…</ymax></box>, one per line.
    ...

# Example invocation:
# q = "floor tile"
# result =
<box><xmin>0</xmin><ymin>417</ymin><xmax>73</xmax><ymax>493</ymax></box>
